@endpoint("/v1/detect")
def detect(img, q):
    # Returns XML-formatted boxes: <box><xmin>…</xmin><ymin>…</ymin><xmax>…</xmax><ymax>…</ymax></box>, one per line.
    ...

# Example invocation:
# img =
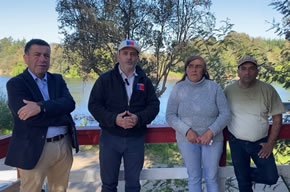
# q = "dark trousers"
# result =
<box><xmin>99</xmin><ymin>129</ymin><xmax>145</xmax><ymax>192</ymax></box>
<box><xmin>228</xmin><ymin>132</ymin><xmax>279</xmax><ymax>192</ymax></box>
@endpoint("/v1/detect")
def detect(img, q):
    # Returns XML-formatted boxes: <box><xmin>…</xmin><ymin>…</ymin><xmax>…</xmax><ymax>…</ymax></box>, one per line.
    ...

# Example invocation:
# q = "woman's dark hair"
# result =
<box><xmin>24</xmin><ymin>39</ymin><xmax>50</xmax><ymax>54</ymax></box>
<box><xmin>178</xmin><ymin>55</ymin><xmax>210</xmax><ymax>83</ymax></box>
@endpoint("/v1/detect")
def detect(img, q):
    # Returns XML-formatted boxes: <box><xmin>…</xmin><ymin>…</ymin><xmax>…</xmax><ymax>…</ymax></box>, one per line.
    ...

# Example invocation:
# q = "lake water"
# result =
<box><xmin>1</xmin><ymin>75</ymin><xmax>289</xmax><ymax>125</ymax></box>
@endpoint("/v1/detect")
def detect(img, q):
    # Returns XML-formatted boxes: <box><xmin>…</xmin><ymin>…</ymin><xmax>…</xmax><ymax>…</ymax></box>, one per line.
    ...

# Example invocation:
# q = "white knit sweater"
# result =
<box><xmin>166</xmin><ymin>77</ymin><xmax>231</xmax><ymax>142</ymax></box>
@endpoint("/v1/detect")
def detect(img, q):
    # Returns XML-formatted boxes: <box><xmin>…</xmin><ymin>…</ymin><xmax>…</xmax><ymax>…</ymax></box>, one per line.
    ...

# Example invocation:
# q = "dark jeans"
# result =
<box><xmin>228</xmin><ymin>132</ymin><xmax>279</xmax><ymax>192</ymax></box>
<box><xmin>99</xmin><ymin>129</ymin><xmax>145</xmax><ymax>192</ymax></box>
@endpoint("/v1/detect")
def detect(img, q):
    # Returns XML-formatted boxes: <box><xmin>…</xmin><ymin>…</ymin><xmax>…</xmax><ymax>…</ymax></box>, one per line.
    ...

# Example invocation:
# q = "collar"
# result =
<box><xmin>28</xmin><ymin>69</ymin><xmax>48</xmax><ymax>81</ymax></box>
<box><xmin>185</xmin><ymin>76</ymin><xmax>206</xmax><ymax>86</ymax></box>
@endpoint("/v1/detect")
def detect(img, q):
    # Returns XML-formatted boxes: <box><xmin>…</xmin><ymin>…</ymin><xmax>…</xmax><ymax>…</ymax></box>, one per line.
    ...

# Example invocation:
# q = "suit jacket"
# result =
<box><xmin>5</xmin><ymin>69</ymin><xmax>79</xmax><ymax>170</ymax></box>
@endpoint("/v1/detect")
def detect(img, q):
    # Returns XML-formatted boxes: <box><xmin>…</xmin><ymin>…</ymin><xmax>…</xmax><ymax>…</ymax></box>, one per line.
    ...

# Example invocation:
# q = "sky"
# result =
<box><xmin>0</xmin><ymin>0</ymin><xmax>283</xmax><ymax>44</ymax></box>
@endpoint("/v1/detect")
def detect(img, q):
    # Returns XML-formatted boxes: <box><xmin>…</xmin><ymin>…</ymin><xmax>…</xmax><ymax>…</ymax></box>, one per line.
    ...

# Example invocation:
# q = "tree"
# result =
<box><xmin>185</xmin><ymin>19</ymin><xmax>234</xmax><ymax>88</ymax></box>
<box><xmin>262</xmin><ymin>40</ymin><xmax>290</xmax><ymax>88</ymax></box>
<box><xmin>0</xmin><ymin>37</ymin><xmax>25</xmax><ymax>75</ymax></box>
<box><xmin>268</xmin><ymin>0</ymin><xmax>290</xmax><ymax>40</ymax></box>
<box><xmin>50</xmin><ymin>43</ymin><xmax>67</xmax><ymax>74</ymax></box>
<box><xmin>117</xmin><ymin>0</ymin><xmax>153</xmax><ymax>43</ymax></box>
<box><xmin>57</xmin><ymin>0</ymin><xmax>233</xmax><ymax>96</ymax></box>
<box><xmin>145</xmin><ymin>0</ymin><xmax>214</xmax><ymax>95</ymax></box>
<box><xmin>218</xmin><ymin>32</ymin><xmax>289</xmax><ymax>89</ymax></box>
<box><xmin>56</xmin><ymin>0</ymin><xmax>119</xmax><ymax>77</ymax></box>
<box><xmin>56</xmin><ymin>0</ymin><xmax>153</xmax><ymax>77</ymax></box>
<box><xmin>267</xmin><ymin>0</ymin><xmax>290</xmax><ymax>88</ymax></box>
<box><xmin>221</xmin><ymin>32</ymin><xmax>271</xmax><ymax>80</ymax></box>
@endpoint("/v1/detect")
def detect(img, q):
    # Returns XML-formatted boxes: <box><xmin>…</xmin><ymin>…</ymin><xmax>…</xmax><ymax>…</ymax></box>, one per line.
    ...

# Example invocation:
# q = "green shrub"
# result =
<box><xmin>11</xmin><ymin>63</ymin><xmax>26</xmax><ymax>76</ymax></box>
<box><xmin>0</xmin><ymin>92</ymin><xmax>13</xmax><ymax>135</ymax></box>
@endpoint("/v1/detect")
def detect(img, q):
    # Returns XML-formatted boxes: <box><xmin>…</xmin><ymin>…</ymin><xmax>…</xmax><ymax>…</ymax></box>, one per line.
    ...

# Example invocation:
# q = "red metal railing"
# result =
<box><xmin>1</xmin><ymin>124</ymin><xmax>290</xmax><ymax>166</ymax></box>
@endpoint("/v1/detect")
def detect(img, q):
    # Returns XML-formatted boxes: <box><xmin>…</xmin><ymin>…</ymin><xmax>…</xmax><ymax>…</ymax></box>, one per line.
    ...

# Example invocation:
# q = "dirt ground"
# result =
<box><xmin>71</xmin><ymin>150</ymin><xmax>100</xmax><ymax>171</ymax></box>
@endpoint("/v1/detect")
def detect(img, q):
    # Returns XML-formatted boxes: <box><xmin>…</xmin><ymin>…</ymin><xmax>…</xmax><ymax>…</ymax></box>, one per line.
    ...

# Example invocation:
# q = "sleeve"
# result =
<box><xmin>6</xmin><ymin>75</ymin><xmax>75</xmax><ymax>127</ymax></box>
<box><xmin>268</xmin><ymin>86</ymin><xmax>285</xmax><ymax>116</ymax></box>
<box><xmin>208</xmin><ymin>85</ymin><xmax>231</xmax><ymax>136</ymax></box>
<box><xmin>7</xmin><ymin>77</ymin><xmax>38</xmax><ymax>121</ymax></box>
<box><xmin>88</xmin><ymin>77</ymin><xmax>118</xmax><ymax>128</ymax></box>
<box><xmin>165</xmin><ymin>85</ymin><xmax>191</xmax><ymax>137</ymax></box>
<box><xmin>42</xmin><ymin>75</ymin><xmax>75</xmax><ymax>117</ymax></box>
<box><xmin>134</xmin><ymin>79</ymin><xmax>160</xmax><ymax>128</ymax></box>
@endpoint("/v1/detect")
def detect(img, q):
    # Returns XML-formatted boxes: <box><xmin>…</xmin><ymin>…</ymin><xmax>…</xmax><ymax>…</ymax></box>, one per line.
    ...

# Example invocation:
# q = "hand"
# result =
<box><xmin>17</xmin><ymin>99</ymin><xmax>41</xmax><ymax>120</ymax></box>
<box><xmin>186</xmin><ymin>128</ymin><xmax>199</xmax><ymax>143</ymax></box>
<box><xmin>198</xmin><ymin>129</ymin><xmax>213</xmax><ymax>145</ymax></box>
<box><xmin>116</xmin><ymin>111</ymin><xmax>138</xmax><ymax>129</ymax></box>
<box><xmin>258</xmin><ymin>142</ymin><xmax>274</xmax><ymax>159</ymax></box>
<box><xmin>126</xmin><ymin>111</ymin><xmax>138</xmax><ymax>127</ymax></box>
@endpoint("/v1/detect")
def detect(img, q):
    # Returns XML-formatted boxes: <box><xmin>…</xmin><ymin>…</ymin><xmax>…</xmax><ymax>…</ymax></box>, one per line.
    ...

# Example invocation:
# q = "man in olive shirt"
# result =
<box><xmin>224</xmin><ymin>56</ymin><xmax>285</xmax><ymax>192</ymax></box>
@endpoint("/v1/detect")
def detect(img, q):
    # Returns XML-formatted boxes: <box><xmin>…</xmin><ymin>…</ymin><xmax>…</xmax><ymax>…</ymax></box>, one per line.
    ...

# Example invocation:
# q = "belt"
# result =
<box><xmin>46</xmin><ymin>133</ymin><xmax>67</xmax><ymax>143</ymax></box>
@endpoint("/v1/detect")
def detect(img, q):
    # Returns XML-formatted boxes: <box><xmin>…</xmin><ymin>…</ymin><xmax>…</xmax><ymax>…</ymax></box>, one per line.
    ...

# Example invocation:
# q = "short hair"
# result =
<box><xmin>24</xmin><ymin>39</ymin><xmax>50</xmax><ymax>54</ymax></box>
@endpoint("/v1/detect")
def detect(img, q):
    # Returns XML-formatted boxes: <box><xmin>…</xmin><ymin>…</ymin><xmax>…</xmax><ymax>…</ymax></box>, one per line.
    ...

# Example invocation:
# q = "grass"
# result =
<box><xmin>145</xmin><ymin>143</ymin><xmax>183</xmax><ymax>167</ymax></box>
<box><xmin>79</xmin><ymin>145</ymin><xmax>99</xmax><ymax>152</ymax></box>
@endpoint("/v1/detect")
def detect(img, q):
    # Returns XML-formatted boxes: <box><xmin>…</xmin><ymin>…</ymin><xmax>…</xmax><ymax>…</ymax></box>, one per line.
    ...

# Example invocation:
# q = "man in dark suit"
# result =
<box><xmin>5</xmin><ymin>39</ymin><xmax>78</xmax><ymax>192</ymax></box>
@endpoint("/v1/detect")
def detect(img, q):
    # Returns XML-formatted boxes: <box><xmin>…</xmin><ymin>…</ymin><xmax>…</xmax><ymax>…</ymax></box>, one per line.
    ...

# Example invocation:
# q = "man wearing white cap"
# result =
<box><xmin>88</xmin><ymin>40</ymin><xmax>159</xmax><ymax>192</ymax></box>
<box><xmin>224</xmin><ymin>56</ymin><xmax>285</xmax><ymax>192</ymax></box>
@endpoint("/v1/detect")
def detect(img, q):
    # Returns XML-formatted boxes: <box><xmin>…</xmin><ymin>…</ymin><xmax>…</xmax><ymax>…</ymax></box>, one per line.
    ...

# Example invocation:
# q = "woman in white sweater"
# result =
<box><xmin>166</xmin><ymin>55</ymin><xmax>231</xmax><ymax>192</ymax></box>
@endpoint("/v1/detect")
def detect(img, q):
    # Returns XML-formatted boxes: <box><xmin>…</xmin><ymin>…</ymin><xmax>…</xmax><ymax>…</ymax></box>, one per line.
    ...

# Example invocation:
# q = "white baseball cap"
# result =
<box><xmin>118</xmin><ymin>40</ymin><xmax>141</xmax><ymax>53</ymax></box>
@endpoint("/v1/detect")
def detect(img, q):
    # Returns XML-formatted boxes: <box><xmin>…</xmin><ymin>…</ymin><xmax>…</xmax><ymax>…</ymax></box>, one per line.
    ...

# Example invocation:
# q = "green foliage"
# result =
<box><xmin>268</xmin><ymin>0</ymin><xmax>289</xmax><ymax>40</ymax></box>
<box><xmin>168</xmin><ymin>71</ymin><xmax>183</xmax><ymax>80</ymax></box>
<box><xmin>79</xmin><ymin>118</ymin><xmax>88</xmax><ymax>126</ymax></box>
<box><xmin>56</xmin><ymin>0</ymin><xmax>119</xmax><ymax>77</ymax></box>
<box><xmin>1</xmin><ymin>2</ymin><xmax>288</xmax><ymax>92</ymax></box>
<box><xmin>225</xmin><ymin>177</ymin><xmax>239</xmax><ymax>192</ymax></box>
<box><xmin>11</xmin><ymin>63</ymin><xmax>26</xmax><ymax>76</ymax></box>
<box><xmin>0</xmin><ymin>38</ymin><xmax>79</xmax><ymax>78</ymax></box>
<box><xmin>0</xmin><ymin>92</ymin><xmax>13</xmax><ymax>135</ymax></box>
<box><xmin>259</xmin><ymin>41</ymin><xmax>289</xmax><ymax>88</ymax></box>
<box><xmin>56</xmin><ymin>0</ymin><xmax>234</xmax><ymax>96</ymax></box>
<box><xmin>143</xmin><ymin>143</ymin><xmax>188</xmax><ymax>191</ymax></box>
<box><xmin>220</xmin><ymin>32</ymin><xmax>290</xmax><ymax>88</ymax></box>
<box><xmin>64</xmin><ymin>65</ymin><xmax>81</xmax><ymax>79</ymax></box>
<box><xmin>0</xmin><ymin>37</ymin><xmax>25</xmax><ymax>75</ymax></box>
<box><xmin>50</xmin><ymin>43</ymin><xmax>71</xmax><ymax>74</ymax></box>
<box><xmin>143</xmin><ymin>179</ymin><xmax>188</xmax><ymax>192</ymax></box>
<box><xmin>273</xmin><ymin>139</ymin><xmax>290</xmax><ymax>164</ymax></box>
<box><xmin>145</xmin><ymin>143</ymin><xmax>182</xmax><ymax>167</ymax></box>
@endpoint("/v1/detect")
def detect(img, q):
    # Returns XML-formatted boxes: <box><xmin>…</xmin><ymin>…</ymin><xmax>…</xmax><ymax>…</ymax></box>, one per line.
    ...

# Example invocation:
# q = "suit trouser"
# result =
<box><xmin>19</xmin><ymin>135</ymin><xmax>73</xmax><ymax>192</ymax></box>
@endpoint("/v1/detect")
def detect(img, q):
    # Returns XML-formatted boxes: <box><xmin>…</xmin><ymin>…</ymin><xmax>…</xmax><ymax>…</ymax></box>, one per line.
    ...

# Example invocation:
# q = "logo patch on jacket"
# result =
<box><xmin>136</xmin><ymin>83</ymin><xmax>144</xmax><ymax>91</ymax></box>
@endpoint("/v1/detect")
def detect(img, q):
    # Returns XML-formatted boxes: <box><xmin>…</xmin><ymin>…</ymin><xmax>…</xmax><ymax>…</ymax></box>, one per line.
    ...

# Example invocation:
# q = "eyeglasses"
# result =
<box><xmin>187</xmin><ymin>64</ymin><xmax>203</xmax><ymax>69</ymax></box>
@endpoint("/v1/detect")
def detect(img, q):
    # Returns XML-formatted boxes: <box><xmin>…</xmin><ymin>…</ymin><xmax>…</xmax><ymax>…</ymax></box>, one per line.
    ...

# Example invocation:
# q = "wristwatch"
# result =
<box><xmin>37</xmin><ymin>101</ymin><xmax>45</xmax><ymax>112</ymax></box>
